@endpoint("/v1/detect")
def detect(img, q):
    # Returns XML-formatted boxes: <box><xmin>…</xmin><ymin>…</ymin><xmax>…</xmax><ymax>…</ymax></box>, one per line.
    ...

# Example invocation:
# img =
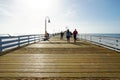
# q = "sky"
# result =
<box><xmin>0</xmin><ymin>0</ymin><xmax>120</xmax><ymax>35</ymax></box>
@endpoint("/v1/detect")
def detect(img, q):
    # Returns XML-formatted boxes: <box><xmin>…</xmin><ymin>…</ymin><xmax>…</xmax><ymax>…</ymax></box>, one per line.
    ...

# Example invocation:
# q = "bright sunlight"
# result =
<box><xmin>6</xmin><ymin>0</ymin><xmax>61</xmax><ymax>35</ymax></box>
<box><xmin>20</xmin><ymin>0</ymin><xmax>56</xmax><ymax>14</ymax></box>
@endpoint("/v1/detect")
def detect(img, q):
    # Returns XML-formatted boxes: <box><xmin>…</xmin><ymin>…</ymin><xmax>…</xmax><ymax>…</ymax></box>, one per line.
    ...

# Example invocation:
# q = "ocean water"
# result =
<box><xmin>0</xmin><ymin>34</ymin><xmax>120</xmax><ymax>38</ymax></box>
<box><xmin>92</xmin><ymin>34</ymin><xmax>120</xmax><ymax>38</ymax></box>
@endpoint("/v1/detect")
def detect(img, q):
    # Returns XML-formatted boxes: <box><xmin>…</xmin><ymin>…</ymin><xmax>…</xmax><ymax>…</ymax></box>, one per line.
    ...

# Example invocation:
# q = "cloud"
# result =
<box><xmin>0</xmin><ymin>1</ymin><xmax>14</xmax><ymax>17</ymax></box>
<box><xmin>64</xmin><ymin>9</ymin><xmax>77</xmax><ymax>18</ymax></box>
<box><xmin>0</xmin><ymin>8</ymin><xmax>13</xmax><ymax>17</ymax></box>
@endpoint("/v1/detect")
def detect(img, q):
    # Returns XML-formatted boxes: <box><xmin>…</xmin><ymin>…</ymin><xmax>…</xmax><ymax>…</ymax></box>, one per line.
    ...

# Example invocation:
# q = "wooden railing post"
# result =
<box><xmin>34</xmin><ymin>35</ymin><xmax>35</xmax><ymax>43</ymax></box>
<box><xmin>0</xmin><ymin>38</ymin><xmax>2</xmax><ymax>52</ymax></box>
<box><xmin>90</xmin><ymin>35</ymin><xmax>92</xmax><ymax>41</ymax></box>
<box><xmin>99</xmin><ymin>37</ymin><xmax>101</xmax><ymax>42</ymax></box>
<box><xmin>116</xmin><ymin>40</ymin><xmax>119</xmax><ymax>47</ymax></box>
<box><xmin>85</xmin><ymin>34</ymin><xmax>87</xmax><ymax>41</ymax></box>
<box><xmin>28</xmin><ymin>35</ymin><xmax>30</xmax><ymax>44</ymax></box>
<box><xmin>39</xmin><ymin>35</ymin><xmax>41</xmax><ymax>42</ymax></box>
<box><xmin>18</xmin><ymin>36</ymin><xmax>20</xmax><ymax>47</ymax></box>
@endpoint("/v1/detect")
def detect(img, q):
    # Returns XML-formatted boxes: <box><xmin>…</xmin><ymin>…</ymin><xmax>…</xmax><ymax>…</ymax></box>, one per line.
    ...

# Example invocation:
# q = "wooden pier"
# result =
<box><xmin>0</xmin><ymin>36</ymin><xmax>120</xmax><ymax>80</ymax></box>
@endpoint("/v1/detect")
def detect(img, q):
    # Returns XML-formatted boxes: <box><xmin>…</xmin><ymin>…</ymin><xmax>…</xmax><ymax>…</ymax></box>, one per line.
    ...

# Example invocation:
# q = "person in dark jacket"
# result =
<box><xmin>66</xmin><ymin>29</ymin><xmax>71</xmax><ymax>43</ymax></box>
<box><xmin>60</xmin><ymin>31</ymin><xmax>64</xmax><ymax>40</ymax></box>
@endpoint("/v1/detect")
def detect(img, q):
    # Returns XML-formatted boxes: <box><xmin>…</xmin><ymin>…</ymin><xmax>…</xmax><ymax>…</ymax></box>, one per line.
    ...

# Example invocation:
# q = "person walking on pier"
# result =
<box><xmin>73</xmin><ymin>29</ymin><xmax>78</xmax><ymax>43</ymax></box>
<box><xmin>60</xmin><ymin>31</ymin><xmax>64</xmax><ymax>40</ymax></box>
<box><xmin>44</xmin><ymin>32</ymin><xmax>49</xmax><ymax>41</ymax></box>
<box><xmin>66</xmin><ymin>29</ymin><xmax>72</xmax><ymax>43</ymax></box>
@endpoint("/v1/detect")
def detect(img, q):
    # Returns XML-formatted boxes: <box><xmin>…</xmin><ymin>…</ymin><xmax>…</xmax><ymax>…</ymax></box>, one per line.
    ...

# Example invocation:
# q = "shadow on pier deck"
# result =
<box><xmin>0</xmin><ymin>36</ymin><xmax>120</xmax><ymax>80</ymax></box>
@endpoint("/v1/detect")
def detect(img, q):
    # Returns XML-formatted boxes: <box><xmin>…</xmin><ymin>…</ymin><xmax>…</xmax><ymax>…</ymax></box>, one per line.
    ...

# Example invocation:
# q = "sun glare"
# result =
<box><xmin>10</xmin><ymin>0</ymin><xmax>61</xmax><ymax>34</ymax></box>
<box><xmin>22</xmin><ymin>0</ymin><xmax>54</xmax><ymax>11</ymax></box>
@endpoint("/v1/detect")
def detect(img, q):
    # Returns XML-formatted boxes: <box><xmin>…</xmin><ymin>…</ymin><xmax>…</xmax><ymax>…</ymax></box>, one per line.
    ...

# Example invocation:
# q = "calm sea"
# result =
<box><xmin>0</xmin><ymin>34</ymin><xmax>120</xmax><ymax>38</ymax></box>
<box><xmin>91</xmin><ymin>34</ymin><xmax>120</xmax><ymax>38</ymax></box>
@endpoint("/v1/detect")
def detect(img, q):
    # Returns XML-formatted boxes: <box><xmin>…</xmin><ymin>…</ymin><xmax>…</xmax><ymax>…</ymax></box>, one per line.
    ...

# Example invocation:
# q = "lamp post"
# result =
<box><xmin>45</xmin><ymin>16</ymin><xmax>50</xmax><ymax>39</ymax></box>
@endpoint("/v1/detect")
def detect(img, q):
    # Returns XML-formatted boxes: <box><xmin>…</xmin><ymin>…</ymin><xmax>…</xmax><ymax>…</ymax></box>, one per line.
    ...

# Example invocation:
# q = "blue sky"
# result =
<box><xmin>0</xmin><ymin>0</ymin><xmax>120</xmax><ymax>35</ymax></box>
<box><xmin>62</xmin><ymin>0</ymin><xmax>120</xmax><ymax>33</ymax></box>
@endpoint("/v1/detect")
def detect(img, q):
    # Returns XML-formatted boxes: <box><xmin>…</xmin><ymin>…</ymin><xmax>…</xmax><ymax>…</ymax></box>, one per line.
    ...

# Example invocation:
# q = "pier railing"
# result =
<box><xmin>79</xmin><ymin>34</ymin><xmax>120</xmax><ymax>52</ymax></box>
<box><xmin>0</xmin><ymin>34</ymin><xmax>41</xmax><ymax>53</ymax></box>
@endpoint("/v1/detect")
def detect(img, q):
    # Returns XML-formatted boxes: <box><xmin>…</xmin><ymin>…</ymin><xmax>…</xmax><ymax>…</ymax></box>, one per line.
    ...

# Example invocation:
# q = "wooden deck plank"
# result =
<box><xmin>0</xmin><ymin>68</ymin><xmax>120</xmax><ymax>72</ymax></box>
<box><xmin>0</xmin><ymin>53</ymin><xmax>120</xmax><ymax>57</ymax></box>
<box><xmin>0</xmin><ymin>73</ymin><xmax>120</xmax><ymax>78</ymax></box>
<box><xmin>0</xmin><ymin>62</ymin><xmax>120</xmax><ymax>66</ymax></box>
<box><xmin>0</xmin><ymin>59</ymin><xmax>120</xmax><ymax>63</ymax></box>
<box><xmin>0</xmin><ymin>65</ymin><xmax>120</xmax><ymax>69</ymax></box>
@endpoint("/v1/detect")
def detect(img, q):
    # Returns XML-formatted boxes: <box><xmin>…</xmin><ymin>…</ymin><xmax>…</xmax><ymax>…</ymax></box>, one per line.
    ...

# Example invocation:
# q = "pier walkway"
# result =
<box><xmin>0</xmin><ymin>36</ymin><xmax>120</xmax><ymax>80</ymax></box>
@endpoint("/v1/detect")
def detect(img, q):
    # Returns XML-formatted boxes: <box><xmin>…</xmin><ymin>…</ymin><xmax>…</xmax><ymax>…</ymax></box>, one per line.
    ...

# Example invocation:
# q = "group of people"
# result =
<box><xmin>60</xmin><ymin>29</ymin><xmax>78</xmax><ymax>43</ymax></box>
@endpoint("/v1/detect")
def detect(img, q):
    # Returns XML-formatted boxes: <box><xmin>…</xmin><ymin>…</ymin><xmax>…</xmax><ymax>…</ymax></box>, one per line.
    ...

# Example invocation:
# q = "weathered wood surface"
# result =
<box><xmin>0</xmin><ymin>36</ymin><xmax>120</xmax><ymax>79</ymax></box>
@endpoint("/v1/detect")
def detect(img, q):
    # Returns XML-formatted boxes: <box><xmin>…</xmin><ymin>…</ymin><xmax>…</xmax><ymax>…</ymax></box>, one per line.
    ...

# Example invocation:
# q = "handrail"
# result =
<box><xmin>78</xmin><ymin>34</ymin><xmax>120</xmax><ymax>52</ymax></box>
<box><xmin>0</xmin><ymin>34</ymin><xmax>41</xmax><ymax>53</ymax></box>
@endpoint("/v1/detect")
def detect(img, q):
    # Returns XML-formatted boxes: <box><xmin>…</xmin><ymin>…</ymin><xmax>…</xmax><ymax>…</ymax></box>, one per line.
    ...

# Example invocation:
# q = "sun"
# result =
<box><xmin>14</xmin><ymin>0</ymin><xmax>60</xmax><ymax>16</ymax></box>
<box><xmin>22</xmin><ymin>0</ymin><xmax>53</xmax><ymax>11</ymax></box>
